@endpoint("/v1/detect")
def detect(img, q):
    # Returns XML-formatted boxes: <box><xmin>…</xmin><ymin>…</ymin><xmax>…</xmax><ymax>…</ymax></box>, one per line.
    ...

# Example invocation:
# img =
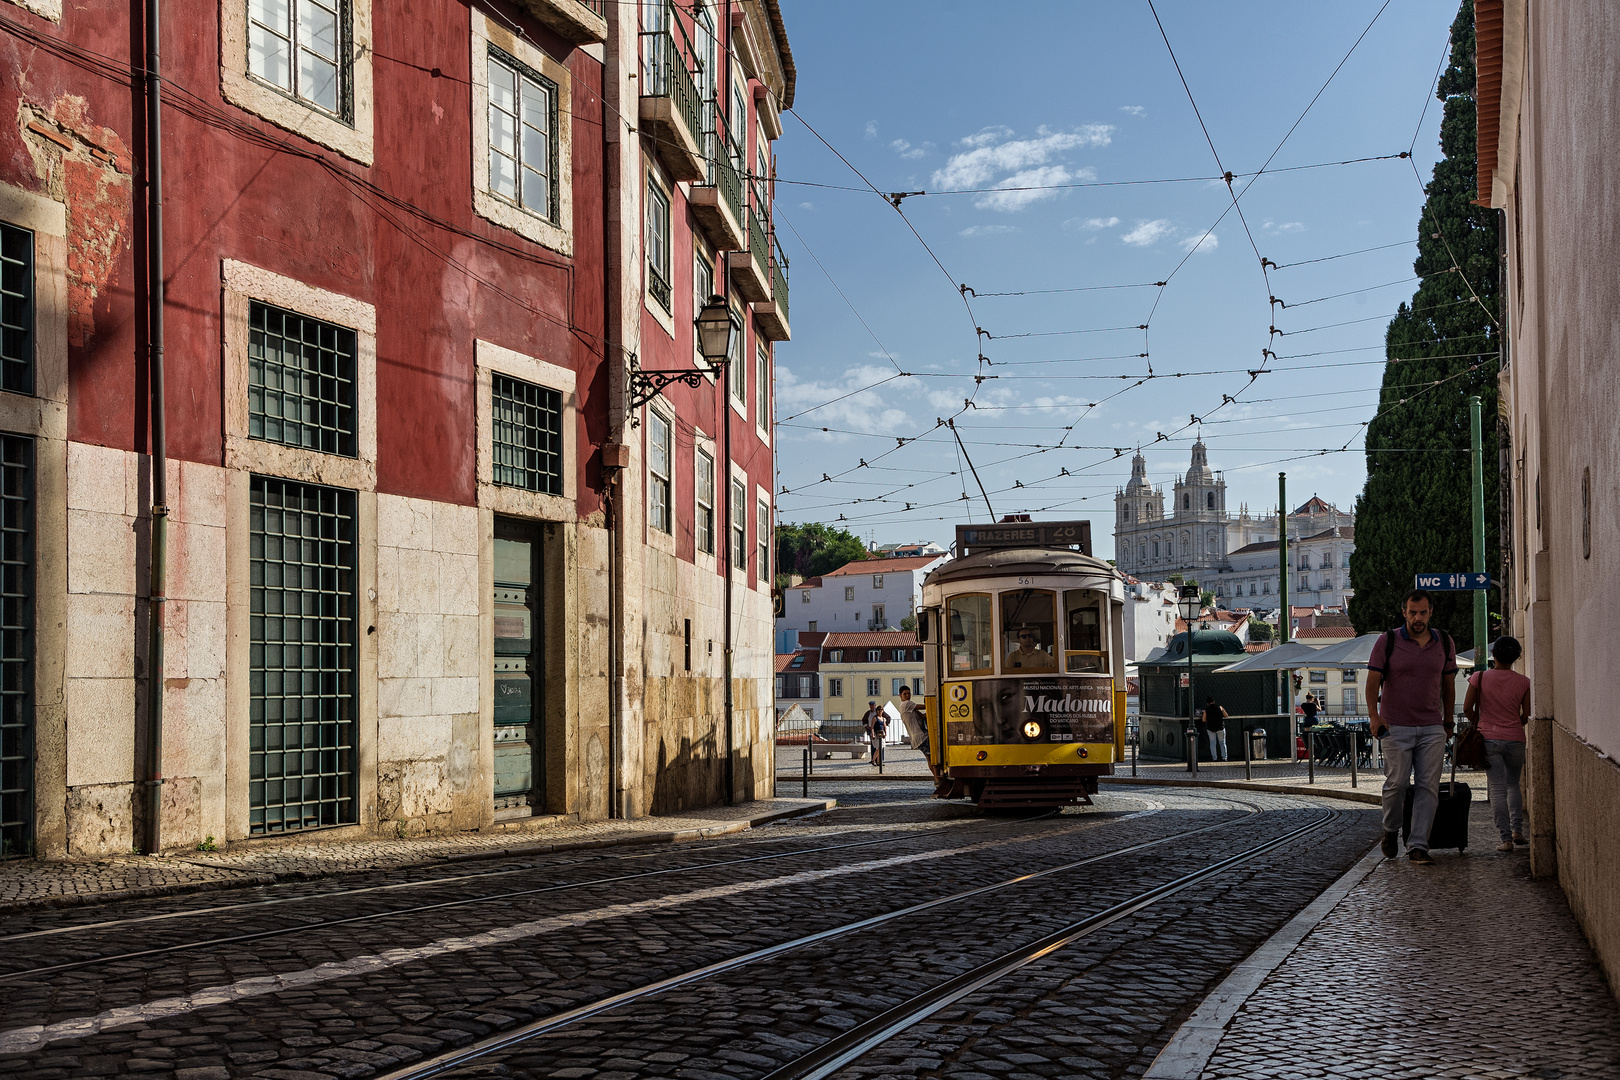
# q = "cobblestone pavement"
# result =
<box><xmin>0</xmin><ymin>797</ymin><xmax>834</xmax><ymax>915</ymax></box>
<box><xmin>6</xmin><ymin>786</ymin><xmax>1606</xmax><ymax>1080</ymax></box>
<box><xmin>1199</xmin><ymin>800</ymin><xmax>1620</xmax><ymax>1079</ymax></box>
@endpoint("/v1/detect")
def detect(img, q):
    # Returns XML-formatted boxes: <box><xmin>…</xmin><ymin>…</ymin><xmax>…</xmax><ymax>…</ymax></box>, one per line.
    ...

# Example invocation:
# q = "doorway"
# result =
<box><xmin>493</xmin><ymin>519</ymin><xmax>544</xmax><ymax>815</ymax></box>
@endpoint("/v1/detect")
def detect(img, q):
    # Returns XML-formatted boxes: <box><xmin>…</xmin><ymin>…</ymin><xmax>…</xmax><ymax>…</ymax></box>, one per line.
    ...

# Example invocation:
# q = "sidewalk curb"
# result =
<box><xmin>1142</xmin><ymin>840</ymin><xmax>1386</xmax><ymax>1079</ymax></box>
<box><xmin>774</xmin><ymin>774</ymin><xmax>934</xmax><ymax>782</ymax></box>
<box><xmin>0</xmin><ymin>800</ymin><xmax>836</xmax><ymax>918</ymax></box>
<box><xmin>1100</xmin><ymin>776</ymin><xmax>1382</xmax><ymax>805</ymax></box>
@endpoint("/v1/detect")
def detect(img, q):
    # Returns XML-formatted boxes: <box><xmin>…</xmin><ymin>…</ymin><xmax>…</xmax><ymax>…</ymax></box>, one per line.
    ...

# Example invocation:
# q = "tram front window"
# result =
<box><xmin>1001</xmin><ymin>589</ymin><xmax>1056</xmax><ymax>672</ymax></box>
<box><xmin>1064</xmin><ymin>590</ymin><xmax>1107</xmax><ymax>673</ymax></box>
<box><xmin>947</xmin><ymin>594</ymin><xmax>994</xmax><ymax>675</ymax></box>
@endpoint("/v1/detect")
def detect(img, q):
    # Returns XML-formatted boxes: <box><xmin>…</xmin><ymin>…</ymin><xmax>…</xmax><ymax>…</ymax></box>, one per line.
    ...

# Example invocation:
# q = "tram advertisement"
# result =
<box><xmin>945</xmin><ymin>678</ymin><xmax>1113</xmax><ymax>744</ymax></box>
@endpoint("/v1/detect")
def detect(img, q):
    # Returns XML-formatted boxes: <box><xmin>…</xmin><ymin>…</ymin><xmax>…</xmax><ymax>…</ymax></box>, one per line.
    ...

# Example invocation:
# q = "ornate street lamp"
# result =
<box><xmin>626</xmin><ymin>295</ymin><xmax>735</xmax><ymax>416</ymax></box>
<box><xmin>1179</xmin><ymin>584</ymin><xmax>1202</xmax><ymax>775</ymax></box>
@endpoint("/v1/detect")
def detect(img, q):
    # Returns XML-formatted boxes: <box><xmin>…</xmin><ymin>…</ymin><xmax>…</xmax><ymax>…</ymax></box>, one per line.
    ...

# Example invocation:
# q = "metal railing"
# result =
<box><xmin>770</xmin><ymin>236</ymin><xmax>790</xmax><ymax>320</ymax></box>
<box><xmin>580</xmin><ymin>0</ymin><xmax>606</xmax><ymax>15</ymax></box>
<box><xmin>707</xmin><ymin>147</ymin><xmax>744</xmax><ymax>228</ymax></box>
<box><xmin>639</xmin><ymin>23</ymin><xmax>703</xmax><ymax>154</ymax></box>
<box><xmin>748</xmin><ymin>204</ymin><xmax>769</xmax><ymax>271</ymax></box>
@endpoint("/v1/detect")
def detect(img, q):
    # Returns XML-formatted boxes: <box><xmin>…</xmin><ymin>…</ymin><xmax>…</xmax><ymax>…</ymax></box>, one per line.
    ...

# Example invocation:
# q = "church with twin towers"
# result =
<box><xmin>1113</xmin><ymin>439</ymin><xmax>1357</xmax><ymax>609</ymax></box>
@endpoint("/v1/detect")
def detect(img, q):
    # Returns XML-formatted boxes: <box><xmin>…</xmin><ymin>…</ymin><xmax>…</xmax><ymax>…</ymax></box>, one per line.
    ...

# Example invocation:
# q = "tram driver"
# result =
<box><xmin>1004</xmin><ymin>626</ymin><xmax>1056</xmax><ymax>671</ymax></box>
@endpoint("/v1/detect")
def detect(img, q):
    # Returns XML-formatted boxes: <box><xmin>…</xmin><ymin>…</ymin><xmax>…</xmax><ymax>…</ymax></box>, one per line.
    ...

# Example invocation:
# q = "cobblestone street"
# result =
<box><xmin>2</xmin><ymin>784</ymin><xmax>1616</xmax><ymax>1080</ymax></box>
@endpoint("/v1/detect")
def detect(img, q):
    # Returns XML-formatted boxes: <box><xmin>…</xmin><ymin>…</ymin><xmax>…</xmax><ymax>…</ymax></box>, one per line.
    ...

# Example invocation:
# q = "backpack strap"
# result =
<box><xmin>1373</xmin><ymin>628</ymin><xmax>1398</xmax><ymax>676</ymax></box>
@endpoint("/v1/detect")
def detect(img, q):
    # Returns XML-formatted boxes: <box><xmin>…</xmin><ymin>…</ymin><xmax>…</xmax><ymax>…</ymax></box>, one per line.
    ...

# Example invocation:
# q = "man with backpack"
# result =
<box><xmin>1366</xmin><ymin>589</ymin><xmax>1458</xmax><ymax>865</ymax></box>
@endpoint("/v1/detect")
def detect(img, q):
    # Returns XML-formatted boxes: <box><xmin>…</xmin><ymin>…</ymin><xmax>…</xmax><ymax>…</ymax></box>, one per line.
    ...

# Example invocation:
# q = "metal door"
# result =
<box><xmin>493</xmin><ymin>522</ymin><xmax>543</xmax><ymax>811</ymax></box>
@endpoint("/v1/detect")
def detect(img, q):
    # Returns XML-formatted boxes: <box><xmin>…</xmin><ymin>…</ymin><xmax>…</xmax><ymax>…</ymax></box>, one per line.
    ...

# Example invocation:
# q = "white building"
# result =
<box><xmin>1122</xmin><ymin>578</ymin><xmax>1179</xmax><ymax>663</ymax></box>
<box><xmin>1214</xmin><ymin>522</ymin><xmax>1355</xmax><ymax>613</ymax></box>
<box><xmin>776</xmin><ymin>554</ymin><xmax>948</xmax><ymax>645</ymax></box>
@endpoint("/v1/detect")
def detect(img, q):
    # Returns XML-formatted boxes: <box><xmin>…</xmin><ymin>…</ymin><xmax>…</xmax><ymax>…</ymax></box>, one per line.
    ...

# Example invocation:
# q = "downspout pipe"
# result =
<box><xmin>142</xmin><ymin>0</ymin><xmax>169</xmax><ymax>855</ymax></box>
<box><xmin>721</xmin><ymin>272</ymin><xmax>735</xmax><ymax>806</ymax></box>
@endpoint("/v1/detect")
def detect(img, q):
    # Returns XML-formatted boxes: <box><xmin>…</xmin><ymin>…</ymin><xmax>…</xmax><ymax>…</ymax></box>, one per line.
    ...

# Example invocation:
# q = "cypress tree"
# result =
<box><xmin>1348</xmin><ymin>0</ymin><xmax>1500</xmax><ymax>649</ymax></box>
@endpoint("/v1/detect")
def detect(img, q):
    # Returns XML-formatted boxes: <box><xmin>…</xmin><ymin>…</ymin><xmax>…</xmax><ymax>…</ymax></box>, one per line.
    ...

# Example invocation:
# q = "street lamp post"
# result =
<box><xmin>1179</xmin><ymin>584</ymin><xmax>1201</xmax><ymax>776</ymax></box>
<box><xmin>694</xmin><ymin>294</ymin><xmax>737</xmax><ymax>804</ymax></box>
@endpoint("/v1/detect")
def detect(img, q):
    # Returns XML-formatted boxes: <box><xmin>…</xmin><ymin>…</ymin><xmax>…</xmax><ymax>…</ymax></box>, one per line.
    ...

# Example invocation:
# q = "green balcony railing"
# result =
<box><xmin>771</xmin><ymin>245</ymin><xmax>789</xmax><ymax>325</ymax></box>
<box><xmin>708</xmin><ymin>149</ymin><xmax>744</xmax><ymax>230</ymax></box>
<box><xmin>748</xmin><ymin>206</ymin><xmax>768</xmax><ymax>272</ymax></box>
<box><xmin>639</xmin><ymin>27</ymin><xmax>703</xmax><ymax>155</ymax></box>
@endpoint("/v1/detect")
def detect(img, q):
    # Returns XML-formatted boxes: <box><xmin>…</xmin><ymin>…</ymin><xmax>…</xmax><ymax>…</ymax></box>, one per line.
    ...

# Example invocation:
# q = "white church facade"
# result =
<box><xmin>1113</xmin><ymin>441</ymin><xmax>1356</xmax><ymax>611</ymax></box>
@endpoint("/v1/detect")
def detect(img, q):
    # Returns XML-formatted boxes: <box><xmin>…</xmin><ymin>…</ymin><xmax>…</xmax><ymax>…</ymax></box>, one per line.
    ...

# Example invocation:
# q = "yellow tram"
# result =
<box><xmin>917</xmin><ymin>520</ymin><xmax>1126</xmax><ymax>809</ymax></box>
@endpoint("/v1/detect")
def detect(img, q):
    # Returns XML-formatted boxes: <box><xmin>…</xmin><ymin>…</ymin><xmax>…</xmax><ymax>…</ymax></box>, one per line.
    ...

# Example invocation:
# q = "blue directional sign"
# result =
<box><xmin>1414</xmin><ymin>572</ymin><xmax>1493</xmax><ymax>591</ymax></box>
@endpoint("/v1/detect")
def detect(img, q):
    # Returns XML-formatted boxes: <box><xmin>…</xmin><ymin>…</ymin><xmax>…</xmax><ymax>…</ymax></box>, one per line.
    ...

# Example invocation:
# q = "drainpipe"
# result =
<box><xmin>141</xmin><ymin>0</ymin><xmax>169</xmax><ymax>855</ymax></box>
<box><xmin>721</xmin><ymin>268</ymin><xmax>735</xmax><ymax>806</ymax></box>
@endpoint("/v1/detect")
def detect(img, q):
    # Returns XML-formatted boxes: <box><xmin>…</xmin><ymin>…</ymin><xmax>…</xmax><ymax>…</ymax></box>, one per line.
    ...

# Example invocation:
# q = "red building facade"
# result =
<box><xmin>0</xmin><ymin>0</ymin><xmax>791</xmax><ymax>857</ymax></box>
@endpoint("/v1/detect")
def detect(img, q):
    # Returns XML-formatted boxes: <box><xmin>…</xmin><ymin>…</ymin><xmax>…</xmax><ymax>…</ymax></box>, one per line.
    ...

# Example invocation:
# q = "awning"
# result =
<box><xmin>1214</xmin><ymin>641</ymin><xmax>1322</xmax><ymax>672</ymax></box>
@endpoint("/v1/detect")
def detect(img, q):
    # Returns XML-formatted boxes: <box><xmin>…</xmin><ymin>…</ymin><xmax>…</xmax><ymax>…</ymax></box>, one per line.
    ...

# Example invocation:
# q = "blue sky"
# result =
<box><xmin>769</xmin><ymin>0</ymin><xmax>1462</xmax><ymax>560</ymax></box>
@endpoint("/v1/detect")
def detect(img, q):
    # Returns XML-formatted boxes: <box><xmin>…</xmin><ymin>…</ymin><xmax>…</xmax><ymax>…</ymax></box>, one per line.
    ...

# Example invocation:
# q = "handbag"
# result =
<box><xmin>1454</xmin><ymin>671</ymin><xmax>1489</xmax><ymax>769</ymax></box>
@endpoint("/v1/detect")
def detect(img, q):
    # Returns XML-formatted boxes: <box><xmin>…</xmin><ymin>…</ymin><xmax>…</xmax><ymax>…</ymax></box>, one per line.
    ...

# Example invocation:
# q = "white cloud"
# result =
<box><xmin>775</xmin><ymin>363</ymin><xmax>911</xmax><ymax>433</ymax></box>
<box><xmin>799</xmin><ymin>201</ymin><xmax>815</xmax><ymax>210</ymax></box>
<box><xmin>959</xmin><ymin>224</ymin><xmax>1020</xmax><ymax>237</ymax></box>
<box><xmin>864</xmin><ymin>120</ymin><xmax>878</xmax><ymax>139</ymax></box>
<box><xmin>890</xmin><ymin>138</ymin><xmax>932</xmax><ymax>160</ymax></box>
<box><xmin>1069</xmin><ymin>215</ymin><xmax>1120</xmax><ymax>231</ymax></box>
<box><xmin>973</xmin><ymin>165</ymin><xmax>1093</xmax><ymax>211</ymax></box>
<box><xmin>1121</xmin><ymin>219</ymin><xmax>1175</xmax><ymax>247</ymax></box>
<box><xmin>1262</xmin><ymin>220</ymin><xmax>1305</xmax><ymax>235</ymax></box>
<box><xmin>1119</xmin><ymin>105</ymin><xmax>1146</xmax><ymax>116</ymax></box>
<box><xmin>932</xmin><ymin>125</ymin><xmax>1114</xmax><ymax>193</ymax></box>
<box><xmin>957</xmin><ymin>125</ymin><xmax>1014</xmax><ymax>148</ymax></box>
<box><xmin>1179</xmin><ymin>231</ymin><xmax>1219</xmax><ymax>254</ymax></box>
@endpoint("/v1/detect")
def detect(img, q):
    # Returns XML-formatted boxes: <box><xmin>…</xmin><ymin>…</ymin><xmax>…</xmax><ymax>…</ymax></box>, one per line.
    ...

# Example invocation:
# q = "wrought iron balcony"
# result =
<box><xmin>691</xmin><ymin>136</ymin><xmax>746</xmax><ymax>251</ymax></box>
<box><xmin>757</xmin><ymin>237</ymin><xmax>790</xmax><ymax>341</ymax></box>
<box><xmin>639</xmin><ymin>26</ymin><xmax>706</xmax><ymax>182</ymax></box>
<box><xmin>734</xmin><ymin>205</ymin><xmax>772</xmax><ymax>302</ymax></box>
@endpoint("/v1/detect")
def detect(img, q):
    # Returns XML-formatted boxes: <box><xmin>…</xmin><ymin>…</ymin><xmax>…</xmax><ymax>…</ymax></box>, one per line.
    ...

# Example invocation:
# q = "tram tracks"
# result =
<box><xmin>378</xmin><ymin>806</ymin><xmax>1327</xmax><ymax>1080</ymax></box>
<box><xmin>0</xmin><ymin>807</ymin><xmax>1133</xmax><ymax>981</ymax></box>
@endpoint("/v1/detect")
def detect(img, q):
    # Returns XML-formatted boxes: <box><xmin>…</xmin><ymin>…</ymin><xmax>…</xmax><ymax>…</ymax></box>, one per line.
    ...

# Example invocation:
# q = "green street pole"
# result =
<box><xmin>1470</xmin><ymin>395</ymin><xmax>1488</xmax><ymax>660</ymax></box>
<box><xmin>1278</xmin><ymin>472</ymin><xmax>1289</xmax><ymax>644</ymax></box>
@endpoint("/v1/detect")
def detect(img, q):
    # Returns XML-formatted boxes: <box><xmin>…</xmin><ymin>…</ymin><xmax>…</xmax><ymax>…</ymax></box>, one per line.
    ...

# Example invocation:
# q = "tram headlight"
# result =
<box><xmin>1022</xmin><ymin>721</ymin><xmax>1042</xmax><ymax>740</ymax></box>
<box><xmin>1077</xmin><ymin>747</ymin><xmax>1089</xmax><ymax>758</ymax></box>
<box><xmin>976</xmin><ymin>750</ymin><xmax>988</xmax><ymax>761</ymax></box>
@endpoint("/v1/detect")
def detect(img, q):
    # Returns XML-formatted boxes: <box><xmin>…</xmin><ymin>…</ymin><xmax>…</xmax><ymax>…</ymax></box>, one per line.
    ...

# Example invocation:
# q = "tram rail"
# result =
<box><xmin>376</xmin><ymin>803</ymin><xmax>1316</xmax><ymax>1080</ymax></box>
<box><xmin>0</xmin><ymin>807</ymin><xmax>1139</xmax><ymax>980</ymax></box>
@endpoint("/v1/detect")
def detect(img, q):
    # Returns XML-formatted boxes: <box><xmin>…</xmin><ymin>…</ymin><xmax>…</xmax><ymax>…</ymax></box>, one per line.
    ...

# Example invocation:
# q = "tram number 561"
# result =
<box><xmin>945</xmin><ymin>682</ymin><xmax>973</xmax><ymax>720</ymax></box>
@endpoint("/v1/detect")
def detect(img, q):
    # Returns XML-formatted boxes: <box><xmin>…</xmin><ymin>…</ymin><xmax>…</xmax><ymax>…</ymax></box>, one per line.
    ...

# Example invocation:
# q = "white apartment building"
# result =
<box><xmin>1213</xmin><ymin>525</ymin><xmax>1356</xmax><ymax>613</ymax></box>
<box><xmin>1122</xmin><ymin>579</ymin><xmax>1180</xmax><ymax>663</ymax></box>
<box><xmin>776</xmin><ymin>554</ymin><xmax>948</xmax><ymax>643</ymax></box>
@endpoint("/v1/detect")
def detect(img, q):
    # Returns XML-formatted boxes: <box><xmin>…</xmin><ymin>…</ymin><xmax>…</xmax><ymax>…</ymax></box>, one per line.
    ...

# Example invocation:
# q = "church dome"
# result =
<box><xmin>1186</xmin><ymin>438</ymin><xmax>1215</xmax><ymax>485</ymax></box>
<box><xmin>1124</xmin><ymin>451</ymin><xmax>1151</xmax><ymax>494</ymax></box>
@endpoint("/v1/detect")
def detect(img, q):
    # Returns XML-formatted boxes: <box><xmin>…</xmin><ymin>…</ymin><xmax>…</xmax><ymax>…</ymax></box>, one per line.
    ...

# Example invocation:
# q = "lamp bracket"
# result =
<box><xmin>626</xmin><ymin>355</ymin><xmax>720</xmax><ymax>425</ymax></box>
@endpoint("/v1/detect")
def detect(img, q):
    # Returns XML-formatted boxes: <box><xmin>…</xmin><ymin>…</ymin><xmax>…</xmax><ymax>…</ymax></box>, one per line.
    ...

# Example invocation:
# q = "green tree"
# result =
<box><xmin>1349</xmin><ymin>0</ymin><xmax>1499</xmax><ymax>651</ymax></box>
<box><xmin>1249</xmin><ymin>620</ymin><xmax>1275</xmax><ymax>643</ymax></box>
<box><xmin>775</xmin><ymin>521</ymin><xmax>868</xmax><ymax>581</ymax></box>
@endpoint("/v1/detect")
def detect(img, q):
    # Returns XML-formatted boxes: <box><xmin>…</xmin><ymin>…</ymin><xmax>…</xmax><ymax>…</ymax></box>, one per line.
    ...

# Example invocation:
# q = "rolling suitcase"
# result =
<box><xmin>1401</xmin><ymin>739</ymin><xmax>1471</xmax><ymax>850</ymax></box>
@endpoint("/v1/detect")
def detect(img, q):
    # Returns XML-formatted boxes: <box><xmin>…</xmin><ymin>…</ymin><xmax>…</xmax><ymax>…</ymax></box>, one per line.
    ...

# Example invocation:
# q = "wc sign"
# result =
<box><xmin>1413</xmin><ymin>573</ymin><xmax>1492</xmax><ymax>590</ymax></box>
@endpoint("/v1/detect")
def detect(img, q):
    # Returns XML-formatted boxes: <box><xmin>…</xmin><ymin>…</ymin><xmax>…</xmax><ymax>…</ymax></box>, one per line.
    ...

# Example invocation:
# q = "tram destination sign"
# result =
<box><xmin>957</xmin><ymin>519</ymin><xmax>1092</xmax><ymax>556</ymax></box>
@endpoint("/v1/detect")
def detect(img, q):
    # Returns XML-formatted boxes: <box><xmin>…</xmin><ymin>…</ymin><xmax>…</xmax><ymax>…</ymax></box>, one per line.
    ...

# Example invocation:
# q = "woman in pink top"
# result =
<box><xmin>1462</xmin><ymin>636</ymin><xmax>1532</xmax><ymax>852</ymax></box>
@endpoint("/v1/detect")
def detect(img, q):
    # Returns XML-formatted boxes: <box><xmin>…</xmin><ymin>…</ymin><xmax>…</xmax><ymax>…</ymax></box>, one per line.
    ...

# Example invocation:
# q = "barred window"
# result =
<box><xmin>0</xmin><ymin>224</ymin><xmax>33</xmax><ymax>396</ymax></box>
<box><xmin>695</xmin><ymin>449</ymin><xmax>715</xmax><ymax>554</ymax></box>
<box><xmin>249</xmin><ymin>476</ymin><xmax>357</xmax><ymax>835</ymax></box>
<box><xmin>487</xmin><ymin>47</ymin><xmax>558</xmax><ymax>221</ymax></box>
<box><xmin>647</xmin><ymin>179</ymin><xmax>671</xmax><ymax>313</ymax></box>
<box><xmin>0</xmin><ymin>436</ymin><xmax>32</xmax><ymax>858</ymax></box>
<box><xmin>248</xmin><ymin>300</ymin><xmax>357</xmax><ymax>457</ymax></box>
<box><xmin>248</xmin><ymin>0</ymin><xmax>350</xmax><ymax>119</ymax></box>
<box><xmin>491</xmin><ymin>373</ymin><xmax>563</xmax><ymax>495</ymax></box>
<box><xmin>648</xmin><ymin>410</ymin><xmax>671</xmax><ymax>534</ymax></box>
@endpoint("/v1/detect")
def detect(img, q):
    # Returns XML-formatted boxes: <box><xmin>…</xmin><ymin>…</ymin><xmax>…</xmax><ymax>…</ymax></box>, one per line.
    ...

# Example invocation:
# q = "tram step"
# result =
<box><xmin>977</xmin><ymin>779</ymin><xmax>1095</xmax><ymax>808</ymax></box>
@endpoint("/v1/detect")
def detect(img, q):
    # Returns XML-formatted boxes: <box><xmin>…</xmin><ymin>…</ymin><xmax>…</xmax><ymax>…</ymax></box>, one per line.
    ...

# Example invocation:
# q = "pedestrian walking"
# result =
<box><xmin>1462</xmin><ymin>636</ymin><xmax>1531</xmax><ymax>852</ymax></box>
<box><xmin>1202</xmin><ymin>696</ymin><xmax>1229</xmax><ymax>761</ymax></box>
<box><xmin>862</xmin><ymin>700</ymin><xmax>887</xmax><ymax>767</ymax></box>
<box><xmin>1367</xmin><ymin>590</ymin><xmax>1458</xmax><ymax>865</ymax></box>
